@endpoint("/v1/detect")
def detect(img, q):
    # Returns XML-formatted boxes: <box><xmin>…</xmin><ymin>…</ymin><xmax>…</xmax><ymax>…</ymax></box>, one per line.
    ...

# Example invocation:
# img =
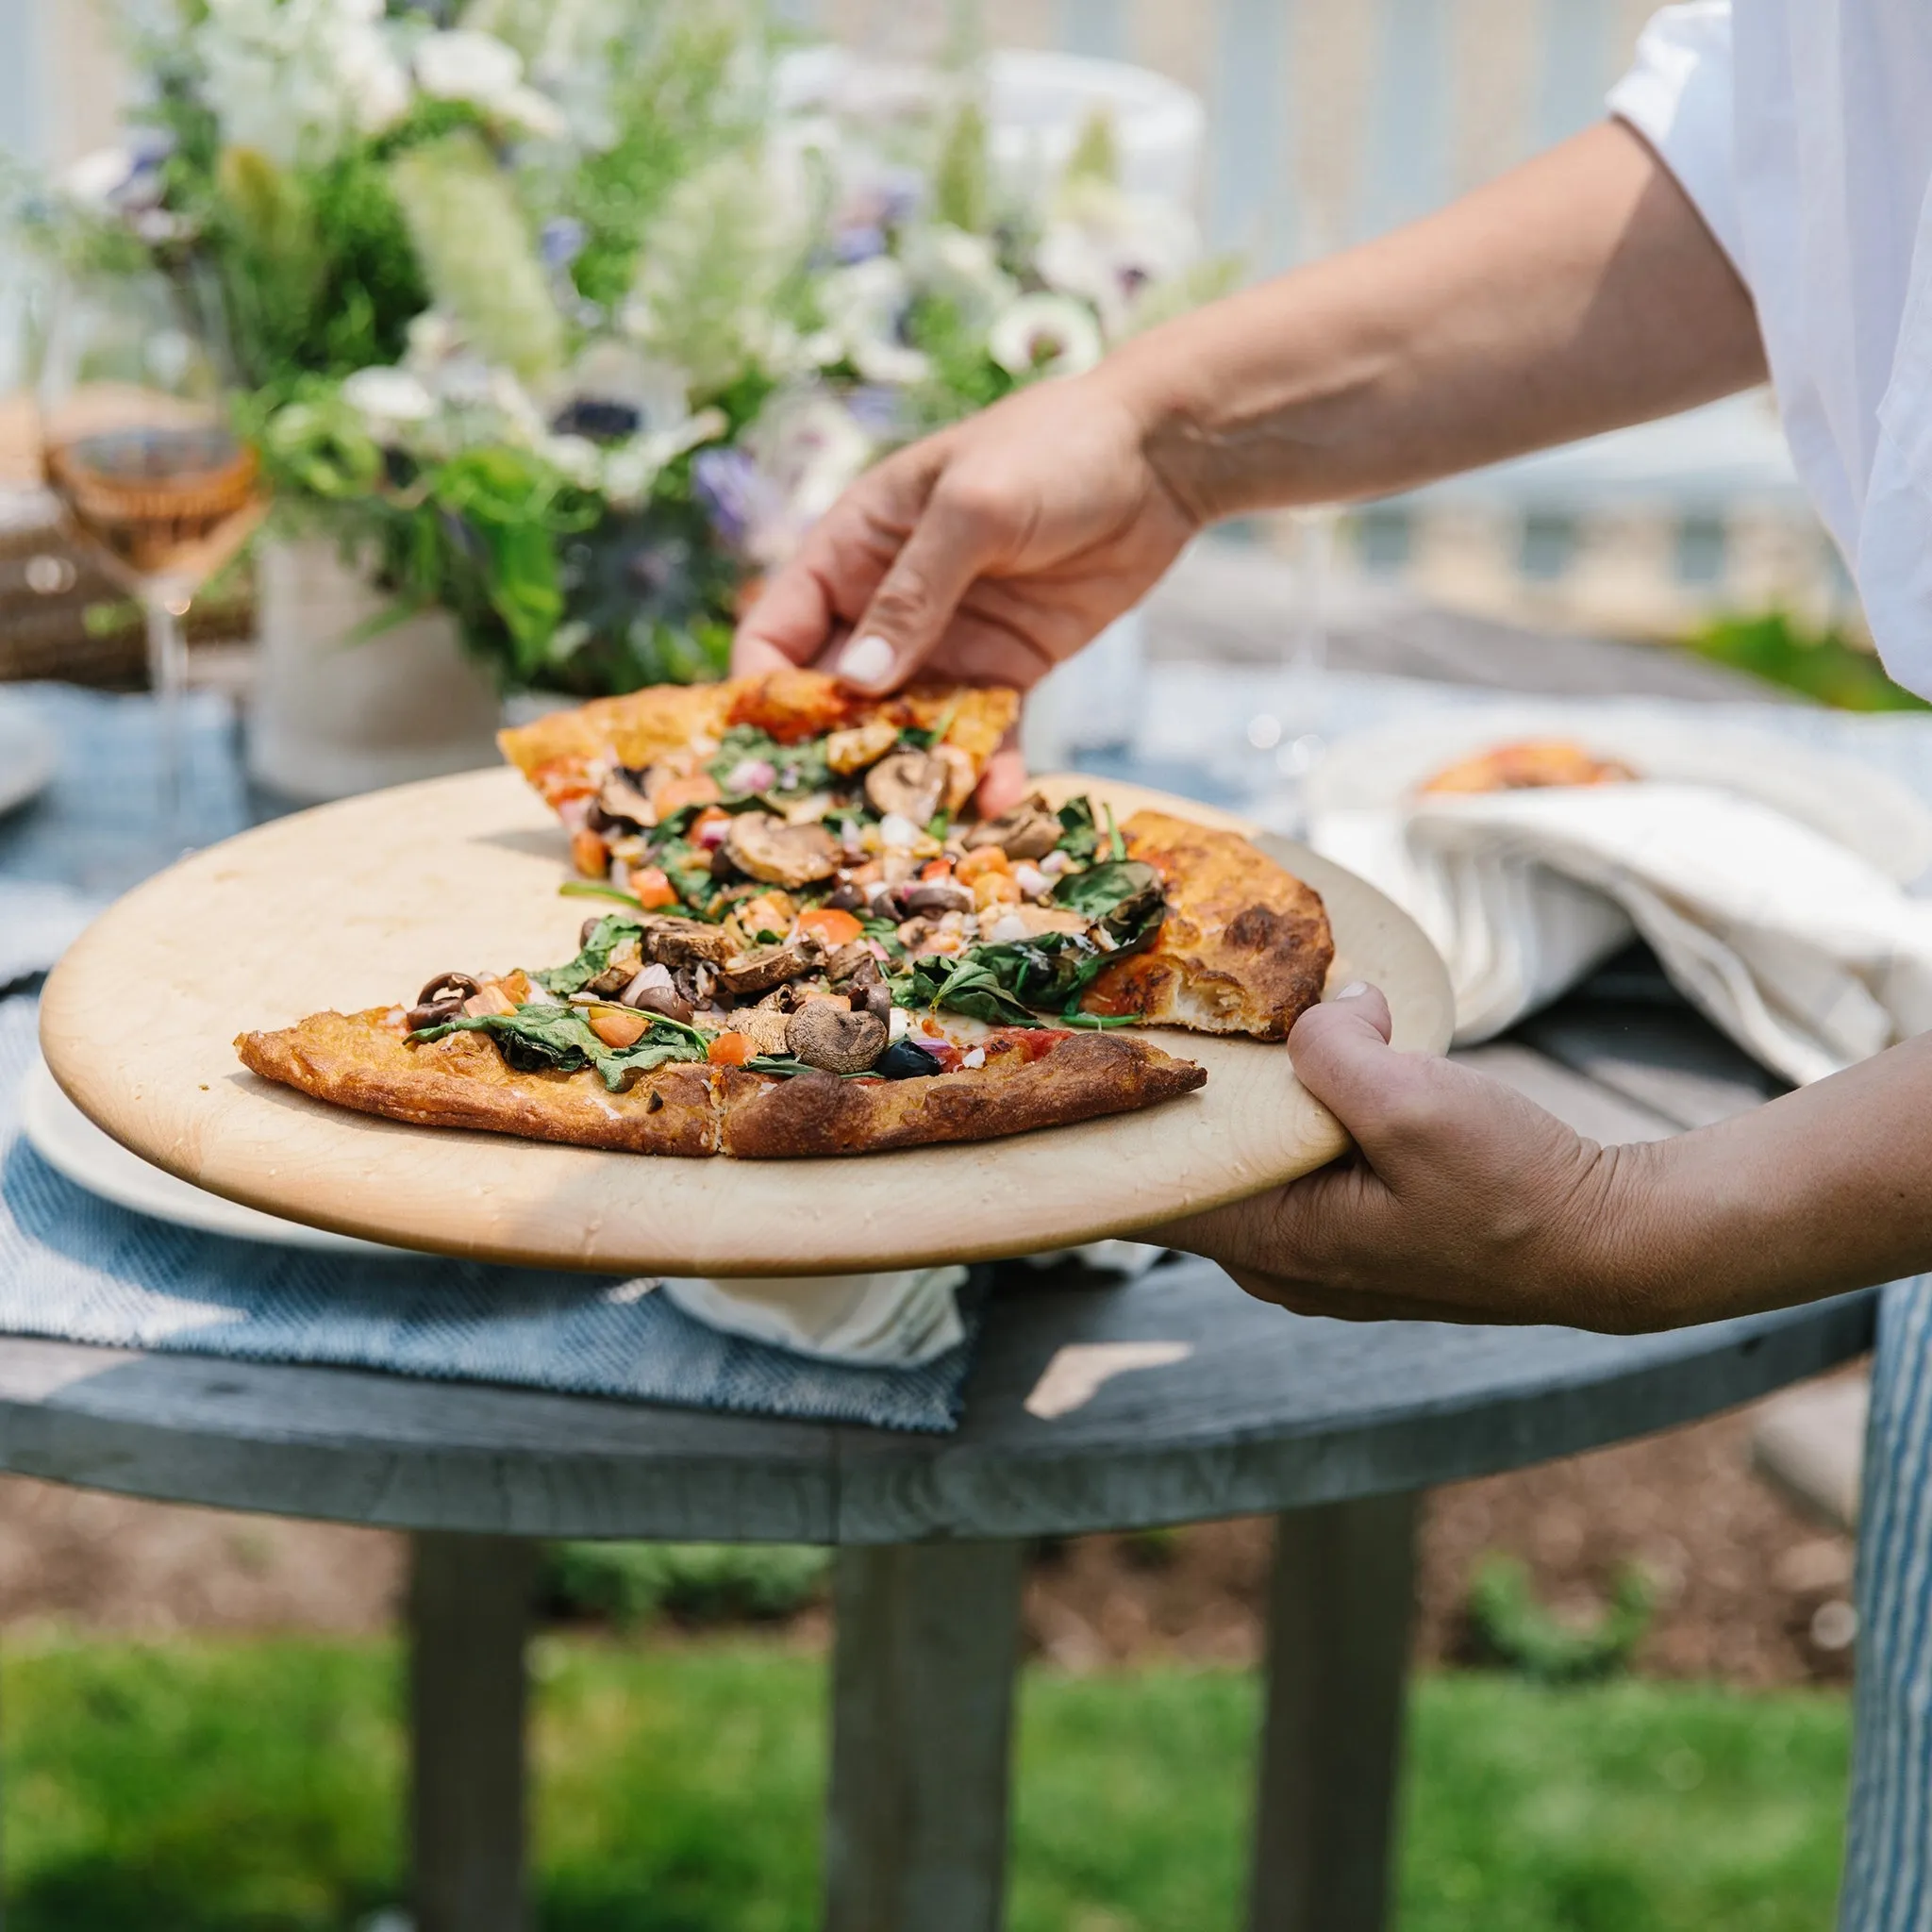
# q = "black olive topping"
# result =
<box><xmin>874</xmin><ymin>1040</ymin><xmax>945</xmax><ymax>1080</ymax></box>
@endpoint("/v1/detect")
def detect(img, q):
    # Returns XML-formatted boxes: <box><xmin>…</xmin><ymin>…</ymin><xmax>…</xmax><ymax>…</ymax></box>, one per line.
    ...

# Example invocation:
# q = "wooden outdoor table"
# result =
<box><xmin>2</xmin><ymin>547</ymin><xmax>1874</xmax><ymax>1932</ymax></box>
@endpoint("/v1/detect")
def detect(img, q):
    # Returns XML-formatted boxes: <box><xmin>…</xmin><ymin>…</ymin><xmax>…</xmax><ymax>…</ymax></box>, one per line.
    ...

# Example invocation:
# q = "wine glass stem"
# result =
<box><xmin>144</xmin><ymin>593</ymin><xmax>189</xmax><ymax>833</ymax></box>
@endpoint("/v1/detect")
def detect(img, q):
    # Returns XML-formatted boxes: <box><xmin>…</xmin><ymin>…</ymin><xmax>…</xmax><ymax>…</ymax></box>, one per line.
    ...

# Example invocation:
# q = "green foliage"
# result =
<box><xmin>932</xmin><ymin>98</ymin><xmax>991</xmax><ymax>234</ymax></box>
<box><xmin>387</xmin><ymin>131</ymin><xmax>565</xmax><ymax>386</ymax></box>
<box><xmin>414</xmin><ymin>1003</ymin><xmax>707</xmax><ymax>1090</ymax></box>
<box><xmin>1061</xmin><ymin>107</ymin><xmax>1121</xmax><ymax>191</ymax></box>
<box><xmin>0</xmin><ymin>1640</ymin><xmax>1851</xmax><ymax>1932</ymax></box>
<box><xmin>1684</xmin><ymin>610</ymin><xmax>1930</xmax><ymax>712</ymax></box>
<box><xmin>542</xmin><ymin>1543</ymin><xmax>832</xmax><ymax>1628</ymax></box>
<box><xmin>536</xmin><ymin>915</ymin><xmax>646</xmax><ymax>996</ymax></box>
<box><xmin>1465</xmin><ymin>1554</ymin><xmax>1654</xmax><ymax>1684</ymax></box>
<box><xmin>567</xmin><ymin>10</ymin><xmax>749</xmax><ymax>313</ymax></box>
<box><xmin>907</xmin><ymin>291</ymin><xmax>1018</xmax><ymax>424</ymax></box>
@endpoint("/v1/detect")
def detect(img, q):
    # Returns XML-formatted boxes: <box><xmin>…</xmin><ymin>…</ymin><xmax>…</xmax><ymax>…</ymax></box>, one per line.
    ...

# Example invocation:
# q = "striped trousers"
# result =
<box><xmin>1842</xmin><ymin>1276</ymin><xmax>1932</xmax><ymax>1930</ymax></box>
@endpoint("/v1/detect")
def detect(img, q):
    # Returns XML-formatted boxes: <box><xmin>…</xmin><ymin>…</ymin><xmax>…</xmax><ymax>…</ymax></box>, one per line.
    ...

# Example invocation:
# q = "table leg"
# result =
<box><xmin>408</xmin><ymin>1531</ymin><xmax>537</xmax><ymax>1932</ymax></box>
<box><xmin>1248</xmin><ymin>1491</ymin><xmax>1420</xmax><ymax>1932</ymax></box>
<box><xmin>825</xmin><ymin>1540</ymin><xmax>1027</xmax><ymax>1932</ymax></box>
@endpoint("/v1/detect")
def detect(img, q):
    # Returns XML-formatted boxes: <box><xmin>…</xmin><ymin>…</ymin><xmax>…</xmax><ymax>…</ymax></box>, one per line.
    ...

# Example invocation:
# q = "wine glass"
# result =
<box><xmin>35</xmin><ymin>268</ymin><xmax>266</xmax><ymax>836</ymax></box>
<box><xmin>1244</xmin><ymin>503</ymin><xmax>1338</xmax><ymax>835</ymax></box>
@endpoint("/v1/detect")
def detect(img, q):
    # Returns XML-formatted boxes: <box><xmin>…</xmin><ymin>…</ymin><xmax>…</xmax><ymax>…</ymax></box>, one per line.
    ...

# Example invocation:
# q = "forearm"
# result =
<box><xmin>1105</xmin><ymin>121</ymin><xmax>1765</xmax><ymax>522</ymax></box>
<box><xmin>1607</xmin><ymin>1036</ymin><xmax>1932</xmax><ymax>1327</ymax></box>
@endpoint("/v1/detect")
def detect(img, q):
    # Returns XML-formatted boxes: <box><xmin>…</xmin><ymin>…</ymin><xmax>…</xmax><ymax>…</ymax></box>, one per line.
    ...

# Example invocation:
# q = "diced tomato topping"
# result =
<box><xmin>707</xmin><ymin>1031</ymin><xmax>754</xmax><ymax>1066</ymax></box>
<box><xmin>798</xmin><ymin>906</ymin><xmax>864</xmax><ymax>947</ymax></box>
<box><xmin>628</xmin><ymin>866</ymin><xmax>678</xmax><ymax>909</ymax></box>
<box><xmin>534</xmin><ymin>760</ymin><xmax>596</xmax><ymax>808</ymax></box>
<box><xmin>986</xmin><ymin>1025</ymin><xmax>1070</xmax><ymax>1064</ymax></box>
<box><xmin>588</xmin><ymin>1008</ymin><xmax>649</xmax><ymax>1049</ymax></box>
<box><xmin>919</xmin><ymin>858</ymin><xmax>954</xmax><ymax>882</ymax></box>
<box><xmin>571</xmin><ymin>828</ymin><xmax>610</xmax><ymax>878</ymax></box>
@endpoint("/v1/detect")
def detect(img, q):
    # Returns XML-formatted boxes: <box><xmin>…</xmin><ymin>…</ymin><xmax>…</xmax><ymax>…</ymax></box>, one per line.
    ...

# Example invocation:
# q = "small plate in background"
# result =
<box><xmin>20</xmin><ymin>1057</ymin><xmax>416</xmax><ymax>1258</ymax></box>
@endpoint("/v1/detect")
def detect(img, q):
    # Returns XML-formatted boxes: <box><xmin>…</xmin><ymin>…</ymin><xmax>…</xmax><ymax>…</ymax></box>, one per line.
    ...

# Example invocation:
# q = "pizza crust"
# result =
<box><xmin>1080</xmin><ymin>810</ymin><xmax>1334</xmax><ymax>1041</ymax></box>
<box><xmin>236</xmin><ymin>1008</ymin><xmax>1205</xmax><ymax>1159</ymax></box>
<box><xmin>497</xmin><ymin>670</ymin><xmax>1018</xmax><ymax>806</ymax></box>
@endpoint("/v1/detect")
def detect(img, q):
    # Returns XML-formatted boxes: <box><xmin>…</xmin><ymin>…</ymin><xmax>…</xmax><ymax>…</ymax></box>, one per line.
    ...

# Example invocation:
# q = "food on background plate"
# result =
<box><xmin>1419</xmin><ymin>739</ymin><xmax>1639</xmax><ymax>795</ymax></box>
<box><xmin>237</xmin><ymin>671</ymin><xmax>1336</xmax><ymax>1158</ymax></box>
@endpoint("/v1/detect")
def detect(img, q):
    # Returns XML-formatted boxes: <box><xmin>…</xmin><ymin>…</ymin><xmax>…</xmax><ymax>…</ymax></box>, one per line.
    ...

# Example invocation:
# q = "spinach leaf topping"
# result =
<box><xmin>1054</xmin><ymin>796</ymin><xmax>1100</xmax><ymax>862</ymax></box>
<box><xmin>1049</xmin><ymin>858</ymin><xmax>1163</xmax><ymax>932</ymax></box>
<box><xmin>892</xmin><ymin>860</ymin><xmax>1167</xmax><ymax>1025</ymax></box>
<box><xmin>537</xmin><ymin>915</ymin><xmax>642</xmax><ymax>996</ymax></box>
<box><xmin>412</xmin><ymin>1002</ymin><xmax>706</xmax><ymax>1091</ymax></box>
<box><xmin>708</xmin><ymin>725</ymin><xmax>832</xmax><ymax>800</ymax></box>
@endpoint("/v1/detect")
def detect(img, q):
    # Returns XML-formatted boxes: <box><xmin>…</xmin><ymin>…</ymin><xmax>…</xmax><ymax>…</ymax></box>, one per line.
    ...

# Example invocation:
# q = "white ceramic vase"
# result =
<box><xmin>246</xmin><ymin>535</ymin><xmax>505</xmax><ymax>804</ymax></box>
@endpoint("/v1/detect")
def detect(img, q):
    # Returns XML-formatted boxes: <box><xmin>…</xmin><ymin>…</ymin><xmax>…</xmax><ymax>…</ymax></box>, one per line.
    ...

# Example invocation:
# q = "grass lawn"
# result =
<box><xmin>0</xmin><ymin>1633</ymin><xmax>1849</xmax><ymax>1931</ymax></box>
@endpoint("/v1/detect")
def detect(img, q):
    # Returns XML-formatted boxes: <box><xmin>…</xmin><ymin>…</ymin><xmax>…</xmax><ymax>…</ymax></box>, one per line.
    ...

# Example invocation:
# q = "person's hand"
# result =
<box><xmin>731</xmin><ymin>369</ymin><xmax>1202</xmax><ymax>813</ymax></box>
<box><xmin>1147</xmin><ymin>986</ymin><xmax>1681</xmax><ymax>1332</ymax></box>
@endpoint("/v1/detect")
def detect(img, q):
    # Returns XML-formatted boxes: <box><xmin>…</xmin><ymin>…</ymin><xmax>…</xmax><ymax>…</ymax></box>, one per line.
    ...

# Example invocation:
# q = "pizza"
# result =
<box><xmin>1419</xmin><ymin>739</ymin><xmax>1639</xmax><ymax>794</ymax></box>
<box><xmin>236</xmin><ymin>671</ymin><xmax>1337</xmax><ymax>1158</ymax></box>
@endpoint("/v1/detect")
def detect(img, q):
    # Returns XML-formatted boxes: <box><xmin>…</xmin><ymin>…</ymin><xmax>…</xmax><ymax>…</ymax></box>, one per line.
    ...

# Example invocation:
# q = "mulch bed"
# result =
<box><xmin>0</xmin><ymin>1388</ymin><xmax>1857</xmax><ymax>1688</ymax></box>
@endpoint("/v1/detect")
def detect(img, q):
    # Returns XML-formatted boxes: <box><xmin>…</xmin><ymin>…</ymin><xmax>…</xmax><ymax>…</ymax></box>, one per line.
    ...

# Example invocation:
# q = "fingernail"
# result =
<box><xmin>839</xmin><ymin>633</ymin><xmax>896</xmax><ymax>689</ymax></box>
<box><xmin>1334</xmin><ymin>981</ymin><xmax>1368</xmax><ymax>999</ymax></box>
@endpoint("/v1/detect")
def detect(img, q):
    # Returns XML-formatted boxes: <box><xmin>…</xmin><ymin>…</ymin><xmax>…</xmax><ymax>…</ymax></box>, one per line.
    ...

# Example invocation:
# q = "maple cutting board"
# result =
<box><xmin>38</xmin><ymin>770</ymin><xmax>1452</xmax><ymax>1276</ymax></box>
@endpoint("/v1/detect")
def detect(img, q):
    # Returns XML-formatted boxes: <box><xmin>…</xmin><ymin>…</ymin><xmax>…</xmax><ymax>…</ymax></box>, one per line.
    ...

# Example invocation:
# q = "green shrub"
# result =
<box><xmin>1684</xmin><ymin>610</ymin><xmax>1928</xmax><ymax>711</ymax></box>
<box><xmin>541</xmin><ymin>1541</ymin><xmax>830</xmax><ymax>1629</ymax></box>
<box><xmin>1464</xmin><ymin>1555</ymin><xmax>1653</xmax><ymax>1684</ymax></box>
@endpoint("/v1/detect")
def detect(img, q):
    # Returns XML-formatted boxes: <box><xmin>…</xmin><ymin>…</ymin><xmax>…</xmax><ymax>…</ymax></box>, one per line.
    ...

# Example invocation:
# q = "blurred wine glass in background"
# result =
<box><xmin>1244</xmin><ymin>502</ymin><xmax>1337</xmax><ymax>834</ymax></box>
<box><xmin>35</xmin><ymin>268</ymin><xmax>265</xmax><ymax>834</ymax></box>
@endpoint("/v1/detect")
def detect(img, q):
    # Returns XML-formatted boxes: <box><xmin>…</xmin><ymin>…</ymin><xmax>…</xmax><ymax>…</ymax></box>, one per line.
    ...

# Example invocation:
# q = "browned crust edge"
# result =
<box><xmin>236</xmin><ymin>1012</ymin><xmax>1206</xmax><ymax>1159</ymax></box>
<box><xmin>717</xmin><ymin>1031</ymin><xmax>1207</xmax><ymax>1158</ymax></box>
<box><xmin>236</xmin><ymin>1012</ymin><xmax>717</xmax><ymax>1157</ymax></box>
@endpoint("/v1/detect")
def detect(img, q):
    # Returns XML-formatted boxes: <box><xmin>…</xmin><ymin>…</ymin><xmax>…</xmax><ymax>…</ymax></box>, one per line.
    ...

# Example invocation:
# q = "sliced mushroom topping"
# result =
<box><xmin>787</xmin><ymin>1002</ymin><xmax>889</xmax><ymax>1074</ymax></box>
<box><xmin>902</xmin><ymin>878</ymin><xmax>975</xmax><ymax>916</ymax></box>
<box><xmin>591</xmin><ymin>770</ymin><xmax>656</xmax><ymax>831</ymax></box>
<box><xmin>619</xmin><ymin>961</ymin><xmax>694</xmax><ymax>1024</ymax></box>
<box><xmin>585</xmin><ymin>935</ymin><xmax>644</xmax><ymax>997</ymax></box>
<box><xmin>864</xmin><ymin>750</ymin><xmax>947</xmax><ymax>827</ymax></box>
<box><xmin>825</xmin><ymin>879</ymin><xmax>866</xmax><ymax>912</ymax></box>
<box><xmin>731</xmin><ymin>1007</ymin><xmax>795</xmax><ymax>1057</ymax></box>
<box><xmin>406</xmin><ymin>972</ymin><xmax>483</xmax><ymax>1031</ymax></box>
<box><xmin>823</xmin><ymin>941</ymin><xmax>877</xmax><ymax>986</ymax></box>
<box><xmin>724</xmin><ymin>810</ymin><xmax>841</xmax><ymax>889</ymax></box>
<box><xmin>719</xmin><ymin>934</ymin><xmax>826</xmax><ymax>997</ymax></box>
<box><xmin>634</xmin><ymin>914</ymin><xmax>731</xmax><ymax>969</ymax></box>
<box><xmin>825</xmin><ymin>718</ymin><xmax>902</xmax><ymax>774</ymax></box>
<box><xmin>964</xmin><ymin>793</ymin><xmax>1061</xmax><ymax>860</ymax></box>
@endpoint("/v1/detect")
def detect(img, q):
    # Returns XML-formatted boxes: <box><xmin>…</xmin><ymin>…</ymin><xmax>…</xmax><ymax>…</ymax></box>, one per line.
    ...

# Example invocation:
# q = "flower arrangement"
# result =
<box><xmin>24</xmin><ymin>2</ymin><xmax>1232</xmax><ymax>695</ymax></box>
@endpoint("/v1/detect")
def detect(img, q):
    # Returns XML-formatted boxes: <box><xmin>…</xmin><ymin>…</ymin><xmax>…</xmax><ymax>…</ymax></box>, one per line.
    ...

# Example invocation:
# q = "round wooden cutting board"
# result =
<box><xmin>39</xmin><ymin>769</ymin><xmax>1452</xmax><ymax>1276</ymax></box>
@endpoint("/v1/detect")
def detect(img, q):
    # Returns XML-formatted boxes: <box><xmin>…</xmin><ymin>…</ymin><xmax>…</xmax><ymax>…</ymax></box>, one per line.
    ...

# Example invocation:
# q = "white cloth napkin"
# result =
<box><xmin>1312</xmin><ymin>782</ymin><xmax>1932</xmax><ymax>1086</ymax></box>
<box><xmin>657</xmin><ymin>1268</ymin><xmax>971</xmax><ymax>1368</ymax></box>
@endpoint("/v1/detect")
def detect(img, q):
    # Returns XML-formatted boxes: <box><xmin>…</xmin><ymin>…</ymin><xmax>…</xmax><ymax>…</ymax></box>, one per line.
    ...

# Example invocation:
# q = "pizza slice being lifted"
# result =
<box><xmin>236</xmin><ymin>672</ymin><xmax>1337</xmax><ymax>1158</ymax></box>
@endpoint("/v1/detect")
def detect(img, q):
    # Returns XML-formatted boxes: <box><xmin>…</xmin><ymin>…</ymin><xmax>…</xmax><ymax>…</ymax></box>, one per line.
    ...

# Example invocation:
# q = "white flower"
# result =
<box><xmin>413</xmin><ymin>30</ymin><xmax>566</xmax><ymax>139</ymax></box>
<box><xmin>988</xmin><ymin>293</ymin><xmax>1105</xmax><ymax>379</ymax></box>
<box><xmin>1037</xmin><ymin>179</ymin><xmax>1199</xmax><ymax>338</ymax></box>
<box><xmin>816</xmin><ymin>257</ymin><xmax>930</xmax><ymax>387</ymax></box>
<box><xmin>735</xmin><ymin>387</ymin><xmax>875</xmax><ymax>567</ymax></box>
<box><xmin>539</xmin><ymin>433</ymin><xmax>605</xmax><ymax>489</ymax></box>
<box><xmin>341</xmin><ymin>366</ymin><xmax>437</xmax><ymax>426</ymax></box>
<box><xmin>899</xmin><ymin>224</ymin><xmax>1016</xmax><ymax>329</ymax></box>
<box><xmin>193</xmin><ymin>0</ymin><xmax>409</xmax><ymax>168</ymax></box>
<box><xmin>60</xmin><ymin>147</ymin><xmax>137</xmax><ymax>210</ymax></box>
<box><xmin>599</xmin><ymin>407</ymin><xmax>729</xmax><ymax>510</ymax></box>
<box><xmin>413</xmin><ymin>29</ymin><xmax>523</xmax><ymax>105</ymax></box>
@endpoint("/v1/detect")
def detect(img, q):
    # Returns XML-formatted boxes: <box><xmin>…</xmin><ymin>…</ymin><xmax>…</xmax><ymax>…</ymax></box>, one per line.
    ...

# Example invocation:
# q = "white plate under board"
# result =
<box><xmin>20</xmin><ymin>1056</ymin><xmax>419</xmax><ymax>1258</ymax></box>
<box><xmin>1307</xmin><ymin>708</ymin><xmax>1932</xmax><ymax>884</ymax></box>
<box><xmin>0</xmin><ymin>698</ymin><xmax>57</xmax><ymax>821</ymax></box>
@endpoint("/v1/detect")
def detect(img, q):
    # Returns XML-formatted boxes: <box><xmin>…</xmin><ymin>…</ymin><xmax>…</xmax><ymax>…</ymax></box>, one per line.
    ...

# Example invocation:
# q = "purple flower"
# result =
<box><xmin>541</xmin><ymin>216</ymin><xmax>587</xmax><ymax>270</ymax></box>
<box><xmin>833</xmin><ymin>223</ymin><xmax>887</xmax><ymax>264</ymax></box>
<box><xmin>691</xmin><ymin>446</ymin><xmax>765</xmax><ymax>551</ymax></box>
<box><xmin>842</xmin><ymin>385</ymin><xmax>908</xmax><ymax>439</ymax></box>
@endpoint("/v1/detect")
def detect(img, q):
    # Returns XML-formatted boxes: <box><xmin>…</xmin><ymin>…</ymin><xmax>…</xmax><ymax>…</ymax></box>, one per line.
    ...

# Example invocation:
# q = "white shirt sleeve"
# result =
<box><xmin>1607</xmin><ymin>2</ymin><xmax>1744</xmax><ymax>278</ymax></box>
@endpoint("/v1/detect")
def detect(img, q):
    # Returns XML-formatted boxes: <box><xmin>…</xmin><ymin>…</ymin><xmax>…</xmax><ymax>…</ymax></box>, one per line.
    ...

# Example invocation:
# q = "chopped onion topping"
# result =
<box><xmin>985</xmin><ymin>913</ymin><xmax>1029</xmax><ymax>943</ymax></box>
<box><xmin>878</xmin><ymin>811</ymin><xmax>920</xmax><ymax>851</ymax></box>
<box><xmin>724</xmin><ymin>757</ymin><xmax>777</xmax><ymax>794</ymax></box>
